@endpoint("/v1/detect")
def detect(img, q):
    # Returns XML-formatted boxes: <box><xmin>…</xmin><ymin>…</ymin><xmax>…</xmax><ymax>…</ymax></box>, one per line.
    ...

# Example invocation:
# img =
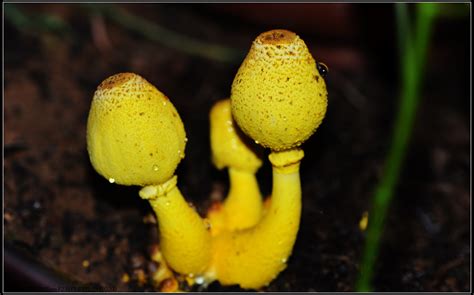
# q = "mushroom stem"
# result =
<box><xmin>223</xmin><ymin>167</ymin><xmax>263</xmax><ymax>231</ymax></box>
<box><xmin>208</xmin><ymin>98</ymin><xmax>264</xmax><ymax>235</ymax></box>
<box><xmin>210</xmin><ymin>148</ymin><xmax>303</xmax><ymax>289</ymax></box>
<box><xmin>140</xmin><ymin>176</ymin><xmax>212</xmax><ymax>275</ymax></box>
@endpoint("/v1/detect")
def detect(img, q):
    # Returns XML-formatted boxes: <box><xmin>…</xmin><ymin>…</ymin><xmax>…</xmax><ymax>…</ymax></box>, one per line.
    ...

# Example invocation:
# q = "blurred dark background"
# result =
<box><xmin>4</xmin><ymin>3</ymin><xmax>470</xmax><ymax>292</ymax></box>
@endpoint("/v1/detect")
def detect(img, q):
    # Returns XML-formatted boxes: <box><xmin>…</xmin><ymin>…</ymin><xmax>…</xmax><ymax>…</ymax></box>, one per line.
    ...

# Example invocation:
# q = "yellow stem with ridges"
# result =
<box><xmin>209</xmin><ymin>149</ymin><xmax>303</xmax><ymax>289</ymax></box>
<box><xmin>140</xmin><ymin>176</ymin><xmax>212</xmax><ymax>275</ymax></box>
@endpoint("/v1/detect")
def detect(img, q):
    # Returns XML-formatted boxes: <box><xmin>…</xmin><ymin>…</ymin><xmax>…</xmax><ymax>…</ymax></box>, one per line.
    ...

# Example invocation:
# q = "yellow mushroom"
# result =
<box><xmin>86</xmin><ymin>28</ymin><xmax>328</xmax><ymax>291</ymax></box>
<box><xmin>87</xmin><ymin>73</ymin><xmax>211</xmax><ymax>276</ymax></box>
<box><xmin>209</xmin><ymin>149</ymin><xmax>304</xmax><ymax>289</ymax></box>
<box><xmin>231</xmin><ymin>29</ymin><xmax>328</xmax><ymax>151</ymax></box>
<box><xmin>87</xmin><ymin>73</ymin><xmax>187</xmax><ymax>186</ymax></box>
<box><xmin>211</xmin><ymin>29</ymin><xmax>328</xmax><ymax>288</ymax></box>
<box><xmin>208</xmin><ymin>99</ymin><xmax>264</xmax><ymax>234</ymax></box>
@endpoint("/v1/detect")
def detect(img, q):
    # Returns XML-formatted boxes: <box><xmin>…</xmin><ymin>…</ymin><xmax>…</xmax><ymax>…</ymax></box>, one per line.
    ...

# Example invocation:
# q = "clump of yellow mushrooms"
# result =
<box><xmin>86</xmin><ymin>29</ymin><xmax>327</xmax><ymax>291</ymax></box>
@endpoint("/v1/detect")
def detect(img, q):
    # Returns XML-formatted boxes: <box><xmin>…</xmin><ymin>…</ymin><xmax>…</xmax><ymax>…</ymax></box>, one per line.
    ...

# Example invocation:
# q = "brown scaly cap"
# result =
<box><xmin>255</xmin><ymin>29</ymin><xmax>297</xmax><ymax>45</ymax></box>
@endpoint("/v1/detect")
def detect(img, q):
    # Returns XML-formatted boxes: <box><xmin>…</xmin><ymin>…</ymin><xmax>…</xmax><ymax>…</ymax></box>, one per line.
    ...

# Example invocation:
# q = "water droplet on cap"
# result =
<box><xmin>153</xmin><ymin>165</ymin><xmax>159</xmax><ymax>171</ymax></box>
<box><xmin>109</xmin><ymin>178</ymin><xmax>115</xmax><ymax>183</ymax></box>
<box><xmin>178</xmin><ymin>150</ymin><xmax>185</xmax><ymax>159</ymax></box>
<box><xmin>316</xmin><ymin>62</ymin><xmax>329</xmax><ymax>77</ymax></box>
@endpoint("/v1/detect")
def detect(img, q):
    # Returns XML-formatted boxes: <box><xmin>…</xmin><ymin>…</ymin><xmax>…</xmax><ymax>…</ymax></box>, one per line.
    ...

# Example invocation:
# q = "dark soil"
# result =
<box><xmin>4</xmin><ymin>3</ymin><xmax>470</xmax><ymax>292</ymax></box>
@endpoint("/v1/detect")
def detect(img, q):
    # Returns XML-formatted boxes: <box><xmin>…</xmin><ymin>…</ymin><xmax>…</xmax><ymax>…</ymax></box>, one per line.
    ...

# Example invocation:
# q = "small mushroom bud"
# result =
<box><xmin>210</xmin><ymin>99</ymin><xmax>262</xmax><ymax>173</ymax></box>
<box><xmin>208</xmin><ymin>99</ymin><xmax>264</xmax><ymax>233</ymax></box>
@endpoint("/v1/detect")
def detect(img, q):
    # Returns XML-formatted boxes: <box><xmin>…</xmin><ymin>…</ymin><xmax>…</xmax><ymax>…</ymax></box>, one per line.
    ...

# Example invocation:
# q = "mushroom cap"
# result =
<box><xmin>231</xmin><ymin>29</ymin><xmax>328</xmax><ymax>151</ymax></box>
<box><xmin>210</xmin><ymin>99</ymin><xmax>262</xmax><ymax>173</ymax></box>
<box><xmin>87</xmin><ymin>73</ymin><xmax>186</xmax><ymax>186</ymax></box>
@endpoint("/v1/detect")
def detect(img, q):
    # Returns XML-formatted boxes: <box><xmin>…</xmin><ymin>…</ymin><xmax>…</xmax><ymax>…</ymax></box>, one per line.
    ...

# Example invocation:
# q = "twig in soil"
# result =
<box><xmin>426</xmin><ymin>253</ymin><xmax>467</xmax><ymax>290</ymax></box>
<box><xmin>82</xmin><ymin>4</ymin><xmax>245</xmax><ymax>64</ymax></box>
<box><xmin>355</xmin><ymin>3</ymin><xmax>439</xmax><ymax>291</ymax></box>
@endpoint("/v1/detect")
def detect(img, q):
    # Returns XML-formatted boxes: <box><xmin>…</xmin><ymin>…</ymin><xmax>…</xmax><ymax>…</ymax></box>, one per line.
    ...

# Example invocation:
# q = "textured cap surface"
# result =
<box><xmin>231</xmin><ymin>29</ymin><xmax>328</xmax><ymax>151</ymax></box>
<box><xmin>87</xmin><ymin>73</ymin><xmax>186</xmax><ymax>186</ymax></box>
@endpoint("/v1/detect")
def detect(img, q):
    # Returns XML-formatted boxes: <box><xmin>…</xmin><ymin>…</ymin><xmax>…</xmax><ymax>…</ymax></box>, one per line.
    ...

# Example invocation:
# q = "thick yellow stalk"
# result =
<box><xmin>222</xmin><ymin>167</ymin><xmax>263</xmax><ymax>231</ymax></box>
<box><xmin>209</xmin><ymin>149</ymin><xmax>303</xmax><ymax>289</ymax></box>
<box><xmin>140</xmin><ymin>176</ymin><xmax>212</xmax><ymax>275</ymax></box>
